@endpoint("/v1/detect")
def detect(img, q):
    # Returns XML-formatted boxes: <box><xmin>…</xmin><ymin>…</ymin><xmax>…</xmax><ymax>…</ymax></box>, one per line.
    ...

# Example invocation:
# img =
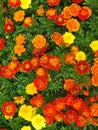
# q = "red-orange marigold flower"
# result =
<box><xmin>23</xmin><ymin>17</ymin><xmax>34</xmax><ymax>27</ymax></box>
<box><xmin>61</xmin><ymin>7</ymin><xmax>72</xmax><ymax>19</ymax></box>
<box><xmin>64</xmin><ymin>94</ymin><xmax>74</xmax><ymax>107</ymax></box>
<box><xmin>53</xmin><ymin>98</ymin><xmax>65</xmax><ymax>111</ymax></box>
<box><xmin>4</xmin><ymin>23</ymin><xmax>14</xmax><ymax>33</ymax></box>
<box><xmin>81</xmin><ymin>106</ymin><xmax>92</xmax><ymax>118</ymax></box>
<box><xmin>22</xmin><ymin>60</ymin><xmax>33</xmax><ymax>72</ymax></box>
<box><xmin>72</xmin><ymin>0</ymin><xmax>83</xmax><ymax>4</ymax></box>
<box><xmin>47</xmin><ymin>0</ymin><xmax>60</xmax><ymax>6</ymax></box>
<box><xmin>52</xmin><ymin>32</ymin><xmax>63</xmax><ymax>46</ymax></box>
<box><xmin>31</xmin><ymin>57</ymin><xmax>39</xmax><ymax>69</ymax></box>
<box><xmin>64</xmin><ymin>110</ymin><xmax>77</xmax><ymax>124</ymax></box>
<box><xmin>30</xmin><ymin>94</ymin><xmax>44</xmax><ymax>107</ymax></box>
<box><xmin>64</xmin><ymin>52</ymin><xmax>76</xmax><ymax>65</ymax></box>
<box><xmin>75</xmin><ymin>60</ymin><xmax>90</xmax><ymax>75</ymax></box>
<box><xmin>8</xmin><ymin>0</ymin><xmax>21</xmax><ymax>8</ymax></box>
<box><xmin>43</xmin><ymin>103</ymin><xmax>56</xmax><ymax>117</ymax></box>
<box><xmin>36</xmin><ymin>67</ymin><xmax>48</xmax><ymax>77</ymax></box>
<box><xmin>78</xmin><ymin>6</ymin><xmax>92</xmax><ymax>21</ymax></box>
<box><xmin>33</xmin><ymin>76</ymin><xmax>48</xmax><ymax>90</ymax></box>
<box><xmin>91</xmin><ymin>103</ymin><xmax>98</xmax><ymax>117</ymax></box>
<box><xmin>2</xmin><ymin>101</ymin><xmax>17</xmax><ymax>116</ymax></box>
<box><xmin>45</xmin><ymin>116</ymin><xmax>54</xmax><ymax>125</ymax></box>
<box><xmin>64</xmin><ymin>79</ymin><xmax>75</xmax><ymax>91</ymax></box>
<box><xmin>0</xmin><ymin>38</ymin><xmax>5</xmax><ymax>50</ymax></box>
<box><xmin>46</xmin><ymin>8</ymin><xmax>57</xmax><ymax>20</ymax></box>
<box><xmin>55</xmin><ymin>111</ymin><xmax>64</xmax><ymax>122</ymax></box>
<box><xmin>75</xmin><ymin>115</ymin><xmax>86</xmax><ymax>127</ymax></box>
<box><xmin>66</xmin><ymin>18</ymin><xmax>80</xmax><ymax>32</ymax></box>
<box><xmin>3</xmin><ymin>66</ymin><xmax>15</xmax><ymax>78</ymax></box>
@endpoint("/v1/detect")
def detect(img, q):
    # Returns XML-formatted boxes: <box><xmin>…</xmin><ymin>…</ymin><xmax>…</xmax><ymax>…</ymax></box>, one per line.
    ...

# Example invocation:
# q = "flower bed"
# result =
<box><xmin>0</xmin><ymin>0</ymin><xmax>98</xmax><ymax>130</ymax></box>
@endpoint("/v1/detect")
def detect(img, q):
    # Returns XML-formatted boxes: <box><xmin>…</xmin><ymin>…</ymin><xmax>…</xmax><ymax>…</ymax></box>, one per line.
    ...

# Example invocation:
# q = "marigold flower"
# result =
<box><xmin>14</xmin><ymin>44</ymin><xmax>26</xmax><ymax>56</ymax></box>
<box><xmin>45</xmin><ymin>116</ymin><xmax>54</xmax><ymax>125</ymax></box>
<box><xmin>22</xmin><ymin>60</ymin><xmax>33</xmax><ymax>72</ymax></box>
<box><xmin>36</xmin><ymin>67</ymin><xmax>48</xmax><ymax>77</ymax></box>
<box><xmin>81</xmin><ymin>106</ymin><xmax>92</xmax><ymax>118</ymax></box>
<box><xmin>24</xmin><ymin>17</ymin><xmax>34</xmax><ymax>27</ymax></box>
<box><xmin>2</xmin><ymin>101</ymin><xmax>17</xmax><ymax>117</ymax></box>
<box><xmin>71</xmin><ymin>45</ymin><xmax>79</xmax><ymax>54</ymax></box>
<box><xmin>63</xmin><ymin>32</ymin><xmax>75</xmax><ymax>45</ymax></box>
<box><xmin>8</xmin><ymin>0</ymin><xmax>21</xmax><ymax>8</ymax></box>
<box><xmin>64</xmin><ymin>110</ymin><xmax>77</xmax><ymax>124</ymax></box>
<box><xmin>30</xmin><ymin>94</ymin><xmax>44</xmax><ymax>107</ymax></box>
<box><xmin>52</xmin><ymin>97</ymin><xmax>65</xmax><ymax>111</ymax></box>
<box><xmin>75</xmin><ymin>51</ymin><xmax>86</xmax><ymax>61</ymax></box>
<box><xmin>46</xmin><ymin>8</ymin><xmax>57</xmax><ymax>20</ymax></box>
<box><xmin>14</xmin><ymin>96</ymin><xmax>25</xmax><ymax>104</ymax></box>
<box><xmin>69</xmin><ymin>3</ymin><xmax>81</xmax><ymax>17</ymax></box>
<box><xmin>89</xmin><ymin>40</ymin><xmax>98</xmax><ymax>51</ymax></box>
<box><xmin>31</xmin><ymin>57</ymin><xmax>39</xmax><ymax>69</ymax></box>
<box><xmin>18</xmin><ymin>104</ymin><xmax>36</xmax><ymax>121</ymax></box>
<box><xmin>33</xmin><ymin>76</ymin><xmax>48</xmax><ymax>91</ymax></box>
<box><xmin>21</xmin><ymin>126</ymin><xmax>31</xmax><ymax>130</ymax></box>
<box><xmin>64</xmin><ymin>52</ymin><xmax>76</xmax><ymax>65</ymax></box>
<box><xmin>20</xmin><ymin>0</ymin><xmax>31</xmax><ymax>9</ymax></box>
<box><xmin>43</xmin><ymin>103</ymin><xmax>56</xmax><ymax>117</ymax></box>
<box><xmin>75</xmin><ymin>115</ymin><xmax>86</xmax><ymax>127</ymax></box>
<box><xmin>4</xmin><ymin>23</ymin><xmax>14</xmax><ymax>33</ymax></box>
<box><xmin>66</xmin><ymin>18</ymin><xmax>80</xmax><ymax>32</ymax></box>
<box><xmin>91</xmin><ymin>75</ymin><xmax>98</xmax><ymax>87</ymax></box>
<box><xmin>52</xmin><ymin>32</ymin><xmax>64</xmax><ymax>46</ymax></box>
<box><xmin>3</xmin><ymin>66</ymin><xmax>15</xmax><ymax>78</ymax></box>
<box><xmin>64</xmin><ymin>94</ymin><xmax>74</xmax><ymax>107</ymax></box>
<box><xmin>64</xmin><ymin>79</ymin><xmax>75</xmax><ymax>91</ymax></box>
<box><xmin>0</xmin><ymin>38</ymin><xmax>5</xmax><ymax>50</ymax></box>
<box><xmin>54</xmin><ymin>111</ymin><xmax>64</xmax><ymax>122</ymax></box>
<box><xmin>61</xmin><ymin>7</ymin><xmax>72</xmax><ymax>19</ymax></box>
<box><xmin>75</xmin><ymin>60</ymin><xmax>90</xmax><ymax>74</ymax></box>
<box><xmin>14</xmin><ymin>10</ymin><xmax>25</xmax><ymax>22</ymax></box>
<box><xmin>72</xmin><ymin>0</ymin><xmax>83</xmax><ymax>4</ymax></box>
<box><xmin>78</xmin><ymin>6</ymin><xmax>92</xmax><ymax>21</ymax></box>
<box><xmin>91</xmin><ymin>64</ymin><xmax>98</xmax><ymax>76</ymax></box>
<box><xmin>15</xmin><ymin>34</ymin><xmax>26</xmax><ymax>45</ymax></box>
<box><xmin>26</xmin><ymin>82</ymin><xmax>38</xmax><ymax>95</ymax></box>
<box><xmin>47</xmin><ymin>0</ymin><xmax>60</xmax><ymax>6</ymax></box>
<box><xmin>32</xmin><ymin>35</ymin><xmax>46</xmax><ymax>49</ymax></box>
<box><xmin>31</xmin><ymin>114</ymin><xmax>46</xmax><ymax>130</ymax></box>
<box><xmin>36</xmin><ymin>5</ymin><xmax>45</xmax><ymax>16</ymax></box>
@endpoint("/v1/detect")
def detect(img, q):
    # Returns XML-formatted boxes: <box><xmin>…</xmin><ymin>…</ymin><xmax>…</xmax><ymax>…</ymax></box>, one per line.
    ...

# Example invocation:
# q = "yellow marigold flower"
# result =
<box><xmin>26</xmin><ymin>82</ymin><xmax>38</xmax><ymax>95</ymax></box>
<box><xmin>89</xmin><ymin>40</ymin><xmax>98</xmax><ymax>51</ymax></box>
<box><xmin>32</xmin><ymin>35</ymin><xmax>46</xmax><ymax>49</ymax></box>
<box><xmin>36</xmin><ymin>5</ymin><xmax>45</xmax><ymax>16</ymax></box>
<box><xmin>14</xmin><ymin>10</ymin><xmax>25</xmax><ymax>22</ymax></box>
<box><xmin>14</xmin><ymin>44</ymin><xmax>26</xmax><ymax>56</ymax></box>
<box><xmin>75</xmin><ymin>51</ymin><xmax>86</xmax><ymax>61</ymax></box>
<box><xmin>63</xmin><ymin>32</ymin><xmax>75</xmax><ymax>45</ymax></box>
<box><xmin>15</xmin><ymin>34</ymin><xmax>26</xmax><ymax>45</ymax></box>
<box><xmin>14</xmin><ymin>96</ymin><xmax>25</xmax><ymax>104</ymax></box>
<box><xmin>31</xmin><ymin>114</ymin><xmax>46</xmax><ymax>130</ymax></box>
<box><xmin>18</xmin><ymin>104</ymin><xmax>36</xmax><ymax>121</ymax></box>
<box><xmin>21</xmin><ymin>126</ymin><xmax>31</xmax><ymax>130</ymax></box>
<box><xmin>20</xmin><ymin>0</ymin><xmax>31</xmax><ymax>9</ymax></box>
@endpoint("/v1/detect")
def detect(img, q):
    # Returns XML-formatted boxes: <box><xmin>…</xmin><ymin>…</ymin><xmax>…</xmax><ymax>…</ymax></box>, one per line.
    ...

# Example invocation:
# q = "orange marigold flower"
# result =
<box><xmin>64</xmin><ymin>94</ymin><xmax>74</xmax><ymax>107</ymax></box>
<box><xmin>52</xmin><ymin>32</ymin><xmax>64</xmax><ymax>46</ymax></box>
<box><xmin>71</xmin><ymin>45</ymin><xmax>79</xmax><ymax>54</ymax></box>
<box><xmin>69</xmin><ymin>3</ymin><xmax>81</xmax><ymax>17</ymax></box>
<box><xmin>90</xmin><ymin>118</ymin><xmax>98</xmax><ymax>126</ymax></box>
<box><xmin>66</xmin><ymin>18</ymin><xmax>80</xmax><ymax>32</ymax></box>
<box><xmin>15</xmin><ymin>34</ymin><xmax>26</xmax><ymax>45</ymax></box>
<box><xmin>53</xmin><ymin>98</ymin><xmax>65</xmax><ymax>111</ymax></box>
<box><xmin>54</xmin><ymin>111</ymin><xmax>64</xmax><ymax>122</ymax></box>
<box><xmin>91</xmin><ymin>64</ymin><xmax>98</xmax><ymax>76</ymax></box>
<box><xmin>8</xmin><ymin>0</ymin><xmax>21</xmax><ymax>8</ymax></box>
<box><xmin>91</xmin><ymin>103</ymin><xmax>98</xmax><ymax>117</ymax></box>
<box><xmin>30</xmin><ymin>94</ymin><xmax>44</xmax><ymax>107</ymax></box>
<box><xmin>2</xmin><ymin>101</ymin><xmax>17</xmax><ymax>117</ymax></box>
<box><xmin>78</xmin><ymin>6</ymin><xmax>92</xmax><ymax>21</ymax></box>
<box><xmin>3</xmin><ymin>66</ymin><xmax>15</xmax><ymax>78</ymax></box>
<box><xmin>54</xmin><ymin>14</ymin><xmax>67</xmax><ymax>26</ymax></box>
<box><xmin>4</xmin><ymin>23</ymin><xmax>14</xmax><ymax>33</ymax></box>
<box><xmin>36</xmin><ymin>67</ymin><xmax>48</xmax><ymax>77</ymax></box>
<box><xmin>36</xmin><ymin>5</ymin><xmax>45</xmax><ymax>16</ymax></box>
<box><xmin>31</xmin><ymin>57</ymin><xmax>39</xmax><ymax>69</ymax></box>
<box><xmin>61</xmin><ymin>7</ymin><xmax>72</xmax><ymax>19</ymax></box>
<box><xmin>46</xmin><ymin>8</ymin><xmax>57</xmax><ymax>20</ymax></box>
<box><xmin>22</xmin><ymin>60</ymin><xmax>33</xmax><ymax>72</ymax></box>
<box><xmin>64</xmin><ymin>79</ymin><xmax>75</xmax><ymax>91</ymax></box>
<box><xmin>14</xmin><ymin>10</ymin><xmax>25</xmax><ymax>22</ymax></box>
<box><xmin>64</xmin><ymin>110</ymin><xmax>77</xmax><ymax>124</ymax></box>
<box><xmin>14</xmin><ymin>44</ymin><xmax>26</xmax><ymax>56</ymax></box>
<box><xmin>47</xmin><ymin>0</ymin><xmax>60</xmax><ymax>6</ymax></box>
<box><xmin>43</xmin><ymin>103</ymin><xmax>56</xmax><ymax>117</ymax></box>
<box><xmin>33</xmin><ymin>76</ymin><xmax>48</xmax><ymax>90</ymax></box>
<box><xmin>75</xmin><ymin>60</ymin><xmax>90</xmax><ymax>75</ymax></box>
<box><xmin>32</xmin><ymin>35</ymin><xmax>46</xmax><ymax>49</ymax></box>
<box><xmin>64</xmin><ymin>52</ymin><xmax>76</xmax><ymax>65</ymax></box>
<box><xmin>81</xmin><ymin>106</ymin><xmax>92</xmax><ymax>118</ymax></box>
<box><xmin>23</xmin><ymin>17</ymin><xmax>34</xmax><ymax>27</ymax></box>
<box><xmin>75</xmin><ymin>115</ymin><xmax>86</xmax><ymax>127</ymax></box>
<box><xmin>72</xmin><ymin>97</ymin><xmax>85</xmax><ymax>111</ymax></box>
<box><xmin>49</xmin><ymin>56</ymin><xmax>61</xmax><ymax>70</ymax></box>
<box><xmin>83</xmin><ymin>90</ymin><xmax>90</xmax><ymax>96</ymax></box>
